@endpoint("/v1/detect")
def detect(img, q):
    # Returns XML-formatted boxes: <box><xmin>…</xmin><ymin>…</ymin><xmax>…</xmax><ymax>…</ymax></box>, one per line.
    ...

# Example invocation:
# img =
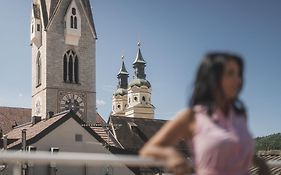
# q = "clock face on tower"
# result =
<box><xmin>58</xmin><ymin>91</ymin><xmax>87</xmax><ymax>118</ymax></box>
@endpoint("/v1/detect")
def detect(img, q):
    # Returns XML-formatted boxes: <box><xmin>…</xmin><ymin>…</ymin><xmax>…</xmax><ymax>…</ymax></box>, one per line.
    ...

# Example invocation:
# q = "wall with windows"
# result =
<box><xmin>125</xmin><ymin>86</ymin><xmax>154</xmax><ymax>119</ymax></box>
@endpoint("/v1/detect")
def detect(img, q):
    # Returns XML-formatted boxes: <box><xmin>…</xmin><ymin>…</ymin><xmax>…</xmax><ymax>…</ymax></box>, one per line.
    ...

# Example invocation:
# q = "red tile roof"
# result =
<box><xmin>6</xmin><ymin>112</ymin><xmax>68</xmax><ymax>149</ymax></box>
<box><xmin>0</xmin><ymin>107</ymin><xmax>31</xmax><ymax>134</ymax></box>
<box><xmin>95</xmin><ymin>113</ymin><xmax>106</xmax><ymax>125</ymax></box>
<box><xmin>5</xmin><ymin>111</ymin><xmax>106</xmax><ymax>150</ymax></box>
<box><xmin>90</xmin><ymin>126</ymin><xmax>122</xmax><ymax>148</ymax></box>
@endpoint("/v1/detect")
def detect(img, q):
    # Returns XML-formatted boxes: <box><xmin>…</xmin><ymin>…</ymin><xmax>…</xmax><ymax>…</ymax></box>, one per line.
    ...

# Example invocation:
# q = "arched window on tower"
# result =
<box><xmin>69</xmin><ymin>56</ymin><xmax>73</xmax><ymax>83</ymax></box>
<box><xmin>74</xmin><ymin>17</ymin><xmax>77</xmax><ymax>29</ymax></box>
<box><xmin>36</xmin><ymin>52</ymin><xmax>41</xmax><ymax>87</ymax></box>
<box><xmin>70</xmin><ymin>8</ymin><xmax>77</xmax><ymax>29</ymax></box>
<box><xmin>63</xmin><ymin>50</ymin><xmax>79</xmax><ymax>84</ymax></box>
<box><xmin>63</xmin><ymin>55</ymin><xmax>67</xmax><ymax>82</ymax></box>
<box><xmin>74</xmin><ymin>56</ymin><xmax>79</xmax><ymax>83</ymax></box>
<box><xmin>70</xmin><ymin>16</ymin><xmax>74</xmax><ymax>28</ymax></box>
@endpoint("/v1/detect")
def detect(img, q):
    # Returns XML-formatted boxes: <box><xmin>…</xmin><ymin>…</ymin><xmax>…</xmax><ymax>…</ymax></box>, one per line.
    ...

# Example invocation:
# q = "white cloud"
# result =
<box><xmin>18</xmin><ymin>93</ymin><xmax>23</xmax><ymax>97</ymax></box>
<box><xmin>96</xmin><ymin>99</ymin><xmax>106</xmax><ymax>107</ymax></box>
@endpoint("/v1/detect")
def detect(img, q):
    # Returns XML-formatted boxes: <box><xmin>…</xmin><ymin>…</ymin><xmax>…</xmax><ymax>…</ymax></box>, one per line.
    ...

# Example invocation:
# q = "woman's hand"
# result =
<box><xmin>165</xmin><ymin>148</ymin><xmax>193</xmax><ymax>175</ymax></box>
<box><xmin>253</xmin><ymin>155</ymin><xmax>271</xmax><ymax>175</ymax></box>
<box><xmin>140</xmin><ymin>146</ymin><xmax>193</xmax><ymax>175</ymax></box>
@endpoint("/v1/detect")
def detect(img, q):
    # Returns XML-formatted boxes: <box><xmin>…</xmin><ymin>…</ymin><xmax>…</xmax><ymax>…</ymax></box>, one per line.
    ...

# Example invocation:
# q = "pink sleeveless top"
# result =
<box><xmin>190</xmin><ymin>106</ymin><xmax>255</xmax><ymax>175</ymax></box>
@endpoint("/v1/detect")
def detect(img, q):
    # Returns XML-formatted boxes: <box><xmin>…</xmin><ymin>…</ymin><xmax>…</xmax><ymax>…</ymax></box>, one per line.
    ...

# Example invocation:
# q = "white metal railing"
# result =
<box><xmin>0</xmin><ymin>151</ymin><xmax>281</xmax><ymax>175</ymax></box>
<box><xmin>0</xmin><ymin>151</ymin><xmax>165</xmax><ymax>167</ymax></box>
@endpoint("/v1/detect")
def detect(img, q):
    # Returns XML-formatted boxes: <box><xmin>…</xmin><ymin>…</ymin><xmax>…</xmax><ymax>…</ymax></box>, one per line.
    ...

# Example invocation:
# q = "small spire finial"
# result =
<box><xmin>121</xmin><ymin>49</ymin><xmax>125</xmax><ymax>60</ymax></box>
<box><xmin>137</xmin><ymin>41</ymin><xmax>141</xmax><ymax>48</ymax></box>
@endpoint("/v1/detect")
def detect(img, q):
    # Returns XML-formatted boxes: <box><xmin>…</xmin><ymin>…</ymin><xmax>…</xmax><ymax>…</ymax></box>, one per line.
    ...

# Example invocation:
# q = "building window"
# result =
<box><xmin>117</xmin><ymin>105</ymin><xmax>121</xmax><ymax>109</ymax></box>
<box><xmin>134</xmin><ymin>97</ymin><xmax>138</xmax><ymax>101</ymax></box>
<box><xmin>63</xmin><ymin>50</ymin><xmax>79</xmax><ymax>84</ymax></box>
<box><xmin>75</xmin><ymin>134</ymin><xmax>83</xmax><ymax>142</ymax></box>
<box><xmin>142</xmin><ymin>96</ymin><xmax>146</xmax><ymax>101</ymax></box>
<box><xmin>70</xmin><ymin>8</ymin><xmax>78</xmax><ymax>29</ymax></box>
<box><xmin>37</xmin><ymin>24</ymin><xmax>40</xmax><ymax>31</ymax></box>
<box><xmin>72</xmin><ymin>8</ymin><xmax>76</xmax><ymax>15</ymax></box>
<box><xmin>69</xmin><ymin>56</ymin><xmax>73</xmax><ymax>82</ymax></box>
<box><xmin>36</xmin><ymin>52</ymin><xmax>41</xmax><ymax>87</ymax></box>
<box><xmin>74</xmin><ymin>56</ymin><xmax>79</xmax><ymax>83</ymax></box>
<box><xmin>63</xmin><ymin>55</ymin><xmax>67</xmax><ymax>82</ymax></box>
<box><xmin>70</xmin><ymin>16</ymin><xmax>74</xmax><ymax>28</ymax></box>
<box><xmin>74</xmin><ymin>17</ymin><xmax>77</xmax><ymax>29</ymax></box>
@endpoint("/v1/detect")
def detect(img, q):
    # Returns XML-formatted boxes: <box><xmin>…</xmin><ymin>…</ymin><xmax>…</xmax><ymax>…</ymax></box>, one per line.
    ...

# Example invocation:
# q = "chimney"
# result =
<box><xmin>12</xmin><ymin>121</ymin><xmax>18</xmax><ymax>128</ymax></box>
<box><xmin>22</xmin><ymin>129</ymin><xmax>27</xmax><ymax>151</ymax></box>
<box><xmin>32</xmin><ymin>116</ymin><xmax>41</xmax><ymax>125</ymax></box>
<box><xmin>3</xmin><ymin>135</ymin><xmax>7</xmax><ymax>150</ymax></box>
<box><xmin>47</xmin><ymin>111</ymin><xmax>54</xmax><ymax>119</ymax></box>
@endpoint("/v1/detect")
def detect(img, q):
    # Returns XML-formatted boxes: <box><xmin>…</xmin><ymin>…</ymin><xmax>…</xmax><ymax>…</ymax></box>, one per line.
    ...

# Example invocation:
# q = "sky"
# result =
<box><xmin>0</xmin><ymin>0</ymin><xmax>280</xmax><ymax>137</ymax></box>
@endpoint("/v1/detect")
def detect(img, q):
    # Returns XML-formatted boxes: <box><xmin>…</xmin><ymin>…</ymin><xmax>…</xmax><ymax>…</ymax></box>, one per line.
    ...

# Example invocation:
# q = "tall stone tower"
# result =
<box><xmin>30</xmin><ymin>0</ymin><xmax>97</xmax><ymax>123</ymax></box>
<box><xmin>125</xmin><ymin>43</ymin><xmax>155</xmax><ymax>119</ymax></box>
<box><xmin>112</xmin><ymin>56</ymin><xmax>129</xmax><ymax>116</ymax></box>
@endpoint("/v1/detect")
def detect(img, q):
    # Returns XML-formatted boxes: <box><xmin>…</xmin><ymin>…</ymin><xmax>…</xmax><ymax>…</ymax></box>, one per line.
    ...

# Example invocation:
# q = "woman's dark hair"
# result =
<box><xmin>189</xmin><ymin>52</ymin><xmax>246</xmax><ymax>116</ymax></box>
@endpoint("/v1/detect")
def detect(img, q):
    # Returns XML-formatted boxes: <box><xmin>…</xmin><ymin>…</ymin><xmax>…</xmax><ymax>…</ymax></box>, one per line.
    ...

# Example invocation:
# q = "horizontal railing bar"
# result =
<box><xmin>0</xmin><ymin>151</ymin><xmax>165</xmax><ymax>167</ymax></box>
<box><xmin>0</xmin><ymin>151</ymin><xmax>280</xmax><ymax>168</ymax></box>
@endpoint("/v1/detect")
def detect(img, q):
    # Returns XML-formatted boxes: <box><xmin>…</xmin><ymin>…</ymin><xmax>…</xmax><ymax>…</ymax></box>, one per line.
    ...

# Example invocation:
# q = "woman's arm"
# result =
<box><xmin>253</xmin><ymin>155</ymin><xmax>271</xmax><ymax>175</ymax></box>
<box><xmin>139</xmin><ymin>108</ymin><xmax>195</xmax><ymax>174</ymax></box>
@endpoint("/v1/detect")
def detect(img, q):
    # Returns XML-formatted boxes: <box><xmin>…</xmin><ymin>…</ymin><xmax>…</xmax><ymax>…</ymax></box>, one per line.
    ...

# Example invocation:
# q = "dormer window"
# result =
<box><xmin>30</xmin><ymin>4</ymin><xmax>42</xmax><ymax>47</ymax></box>
<box><xmin>70</xmin><ymin>8</ymin><xmax>77</xmax><ymax>29</ymax></box>
<box><xmin>64</xmin><ymin>0</ymin><xmax>81</xmax><ymax>46</ymax></box>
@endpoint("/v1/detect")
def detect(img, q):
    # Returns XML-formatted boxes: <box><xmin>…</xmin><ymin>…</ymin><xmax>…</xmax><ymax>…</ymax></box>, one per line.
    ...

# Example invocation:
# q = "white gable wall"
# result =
<box><xmin>33</xmin><ymin>118</ymin><xmax>134</xmax><ymax>175</ymax></box>
<box><xmin>4</xmin><ymin>118</ymin><xmax>134</xmax><ymax>175</ymax></box>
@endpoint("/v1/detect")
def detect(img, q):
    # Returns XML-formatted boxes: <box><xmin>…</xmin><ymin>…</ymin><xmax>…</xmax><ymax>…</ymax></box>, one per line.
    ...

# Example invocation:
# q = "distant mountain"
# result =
<box><xmin>255</xmin><ymin>133</ymin><xmax>281</xmax><ymax>151</ymax></box>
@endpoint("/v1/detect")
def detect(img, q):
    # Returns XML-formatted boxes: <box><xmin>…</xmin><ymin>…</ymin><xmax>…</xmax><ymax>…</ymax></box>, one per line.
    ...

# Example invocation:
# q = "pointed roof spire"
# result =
<box><xmin>114</xmin><ymin>55</ymin><xmax>129</xmax><ymax>95</ymax></box>
<box><xmin>118</xmin><ymin>55</ymin><xmax>129</xmax><ymax>75</ymax></box>
<box><xmin>133</xmin><ymin>41</ymin><xmax>146</xmax><ymax>65</ymax></box>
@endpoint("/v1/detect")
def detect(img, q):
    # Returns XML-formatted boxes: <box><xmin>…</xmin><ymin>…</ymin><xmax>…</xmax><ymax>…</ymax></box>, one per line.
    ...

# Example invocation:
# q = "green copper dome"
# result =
<box><xmin>113</xmin><ymin>88</ymin><xmax>127</xmax><ymax>96</ymax></box>
<box><xmin>129</xmin><ymin>78</ymin><xmax>151</xmax><ymax>88</ymax></box>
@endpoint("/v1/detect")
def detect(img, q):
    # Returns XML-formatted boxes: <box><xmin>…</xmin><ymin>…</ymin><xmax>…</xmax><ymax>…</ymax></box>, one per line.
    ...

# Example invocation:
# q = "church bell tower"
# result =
<box><xmin>31</xmin><ymin>0</ymin><xmax>97</xmax><ymax>123</ymax></box>
<box><xmin>112</xmin><ymin>56</ymin><xmax>129</xmax><ymax>116</ymax></box>
<box><xmin>125</xmin><ymin>43</ymin><xmax>155</xmax><ymax>119</ymax></box>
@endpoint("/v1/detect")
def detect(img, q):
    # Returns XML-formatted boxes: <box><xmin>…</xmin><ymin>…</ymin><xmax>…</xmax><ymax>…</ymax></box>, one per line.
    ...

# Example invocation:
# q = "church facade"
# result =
<box><xmin>31</xmin><ymin>0</ymin><xmax>96</xmax><ymax>123</ymax></box>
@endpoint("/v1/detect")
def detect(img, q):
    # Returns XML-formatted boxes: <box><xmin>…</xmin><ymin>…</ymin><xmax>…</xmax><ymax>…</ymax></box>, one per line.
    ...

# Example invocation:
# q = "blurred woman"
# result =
<box><xmin>140</xmin><ymin>52</ymin><xmax>270</xmax><ymax>175</ymax></box>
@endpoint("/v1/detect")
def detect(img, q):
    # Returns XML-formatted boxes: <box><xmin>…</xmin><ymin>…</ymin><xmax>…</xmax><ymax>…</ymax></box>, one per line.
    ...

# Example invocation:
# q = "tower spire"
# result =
<box><xmin>133</xmin><ymin>42</ymin><xmax>146</xmax><ymax>79</ymax></box>
<box><xmin>116</xmin><ymin>55</ymin><xmax>129</xmax><ymax>91</ymax></box>
<box><xmin>112</xmin><ymin>55</ymin><xmax>129</xmax><ymax>116</ymax></box>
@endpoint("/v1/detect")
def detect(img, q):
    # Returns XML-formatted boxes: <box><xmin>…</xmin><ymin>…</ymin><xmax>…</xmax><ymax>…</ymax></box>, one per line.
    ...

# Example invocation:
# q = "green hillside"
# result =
<box><xmin>255</xmin><ymin>133</ymin><xmax>281</xmax><ymax>151</ymax></box>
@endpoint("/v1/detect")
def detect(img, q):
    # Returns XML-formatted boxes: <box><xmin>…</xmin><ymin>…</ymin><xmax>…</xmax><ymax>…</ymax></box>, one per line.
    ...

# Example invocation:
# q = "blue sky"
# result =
<box><xmin>0</xmin><ymin>1</ymin><xmax>280</xmax><ymax>137</ymax></box>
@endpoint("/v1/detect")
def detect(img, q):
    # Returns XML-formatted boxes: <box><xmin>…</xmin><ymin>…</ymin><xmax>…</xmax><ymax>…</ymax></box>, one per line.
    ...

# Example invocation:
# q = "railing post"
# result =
<box><xmin>13</xmin><ymin>162</ymin><xmax>21</xmax><ymax>175</ymax></box>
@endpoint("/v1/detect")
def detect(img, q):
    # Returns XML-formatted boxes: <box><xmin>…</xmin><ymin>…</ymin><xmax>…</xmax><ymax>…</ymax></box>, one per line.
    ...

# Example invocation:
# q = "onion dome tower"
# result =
<box><xmin>125</xmin><ymin>42</ymin><xmax>154</xmax><ymax>119</ymax></box>
<box><xmin>112</xmin><ymin>55</ymin><xmax>129</xmax><ymax>116</ymax></box>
